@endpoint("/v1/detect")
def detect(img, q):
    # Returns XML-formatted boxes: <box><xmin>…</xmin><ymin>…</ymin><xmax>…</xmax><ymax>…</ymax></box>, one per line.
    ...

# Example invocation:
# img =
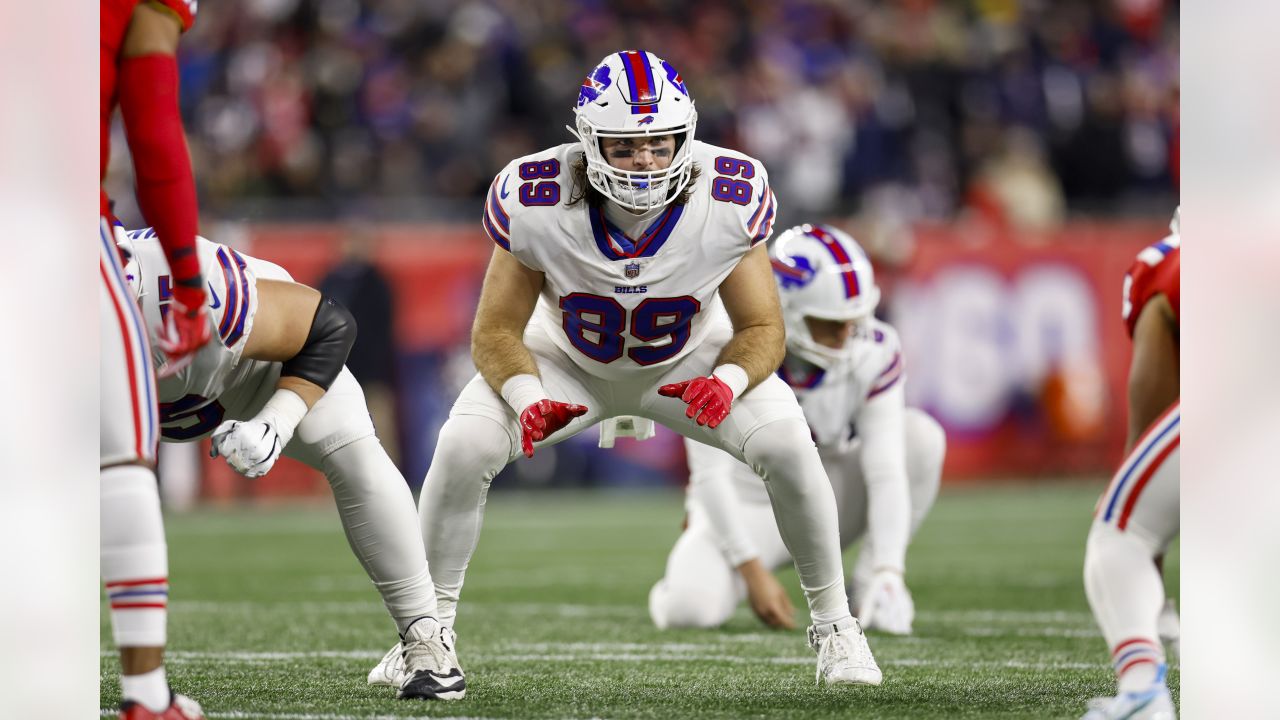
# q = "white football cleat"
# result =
<box><xmin>807</xmin><ymin>619</ymin><xmax>883</xmax><ymax>686</ymax></box>
<box><xmin>367</xmin><ymin>642</ymin><xmax>406</xmax><ymax>687</ymax></box>
<box><xmin>858</xmin><ymin>570</ymin><xmax>915</xmax><ymax>635</ymax></box>
<box><xmin>1081</xmin><ymin>665</ymin><xmax>1176</xmax><ymax>720</ymax></box>
<box><xmin>397</xmin><ymin>617</ymin><xmax>466</xmax><ymax>701</ymax></box>
<box><xmin>1157</xmin><ymin>599</ymin><xmax>1180</xmax><ymax>661</ymax></box>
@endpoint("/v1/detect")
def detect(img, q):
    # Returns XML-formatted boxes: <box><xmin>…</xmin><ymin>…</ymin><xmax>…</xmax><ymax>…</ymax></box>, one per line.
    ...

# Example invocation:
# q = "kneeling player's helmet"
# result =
<box><xmin>769</xmin><ymin>224</ymin><xmax>881</xmax><ymax>368</ymax></box>
<box><xmin>572</xmin><ymin>50</ymin><xmax>698</xmax><ymax>212</ymax></box>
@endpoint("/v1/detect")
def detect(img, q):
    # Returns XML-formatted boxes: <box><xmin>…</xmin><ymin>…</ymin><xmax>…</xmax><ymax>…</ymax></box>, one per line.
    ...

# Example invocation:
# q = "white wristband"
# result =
<box><xmin>712</xmin><ymin>363</ymin><xmax>749</xmax><ymax>399</ymax></box>
<box><xmin>500</xmin><ymin>374</ymin><xmax>548</xmax><ymax>414</ymax></box>
<box><xmin>257</xmin><ymin>388</ymin><xmax>309</xmax><ymax>449</ymax></box>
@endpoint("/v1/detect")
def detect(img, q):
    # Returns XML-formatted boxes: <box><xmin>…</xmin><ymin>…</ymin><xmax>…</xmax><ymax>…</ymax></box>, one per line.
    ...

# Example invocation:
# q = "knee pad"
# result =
<box><xmin>101</xmin><ymin>465</ymin><xmax>165</xmax><ymax>553</ymax></box>
<box><xmin>433</xmin><ymin>414</ymin><xmax>514</xmax><ymax>478</ymax></box>
<box><xmin>741</xmin><ymin>417</ymin><xmax>814</xmax><ymax>479</ymax></box>
<box><xmin>648</xmin><ymin>579</ymin><xmax>734</xmax><ymax>630</ymax></box>
<box><xmin>1086</xmin><ymin>520</ymin><xmax>1161</xmax><ymax>568</ymax></box>
<box><xmin>904</xmin><ymin>409</ymin><xmax>947</xmax><ymax>474</ymax></box>
<box><xmin>903</xmin><ymin>409</ymin><xmax>945</xmax><ymax>532</ymax></box>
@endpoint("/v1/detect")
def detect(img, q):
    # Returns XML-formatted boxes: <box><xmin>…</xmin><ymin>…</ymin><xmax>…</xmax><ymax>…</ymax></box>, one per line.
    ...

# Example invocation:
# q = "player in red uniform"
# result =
<box><xmin>101</xmin><ymin>1</ymin><xmax>209</xmax><ymax>718</ymax></box>
<box><xmin>1080</xmin><ymin>209</ymin><xmax>1180</xmax><ymax>720</ymax></box>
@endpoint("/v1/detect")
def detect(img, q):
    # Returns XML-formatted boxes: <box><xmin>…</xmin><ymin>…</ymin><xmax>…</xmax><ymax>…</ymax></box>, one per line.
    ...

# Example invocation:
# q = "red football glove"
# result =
<box><xmin>658</xmin><ymin>375</ymin><xmax>735</xmax><ymax>429</ymax></box>
<box><xmin>519</xmin><ymin>399</ymin><xmax>589</xmax><ymax>458</ymax></box>
<box><xmin>156</xmin><ymin>282</ymin><xmax>211</xmax><ymax>379</ymax></box>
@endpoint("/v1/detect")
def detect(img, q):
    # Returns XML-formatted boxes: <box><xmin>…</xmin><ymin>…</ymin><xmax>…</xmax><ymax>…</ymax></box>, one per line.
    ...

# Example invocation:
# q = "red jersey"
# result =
<box><xmin>1121</xmin><ymin>235</ymin><xmax>1180</xmax><ymax>339</ymax></box>
<box><xmin>101</xmin><ymin>0</ymin><xmax>196</xmax><ymax>217</ymax></box>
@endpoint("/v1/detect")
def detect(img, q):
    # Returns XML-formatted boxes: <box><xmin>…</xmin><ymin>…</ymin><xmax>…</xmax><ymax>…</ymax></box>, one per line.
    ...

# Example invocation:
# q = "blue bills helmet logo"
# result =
<box><xmin>577</xmin><ymin>64</ymin><xmax>614</xmax><ymax>107</ymax></box>
<box><xmin>771</xmin><ymin>255</ymin><xmax>816</xmax><ymax>289</ymax></box>
<box><xmin>637</xmin><ymin>115</ymin><xmax>655</xmax><ymax>126</ymax></box>
<box><xmin>660</xmin><ymin>59</ymin><xmax>688</xmax><ymax>96</ymax></box>
<box><xmin>625</xmin><ymin>261</ymin><xmax>641</xmax><ymax>279</ymax></box>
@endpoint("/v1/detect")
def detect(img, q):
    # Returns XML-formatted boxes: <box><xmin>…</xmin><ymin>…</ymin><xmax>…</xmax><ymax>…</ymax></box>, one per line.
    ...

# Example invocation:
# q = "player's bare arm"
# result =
<box><xmin>122</xmin><ymin>3</ymin><xmax>183</xmax><ymax>55</ymax></box>
<box><xmin>212</xmin><ymin>279</ymin><xmax>358</xmax><ymax>477</ymax></box>
<box><xmin>472</xmin><ymin>247</ymin><xmax>586</xmax><ymax>457</ymax></box>
<box><xmin>658</xmin><ymin>245</ymin><xmax>785</xmax><ymax>428</ymax></box>
<box><xmin>716</xmin><ymin>244</ymin><xmax>787</xmax><ymax>389</ymax></box>
<box><xmin>243</xmin><ymin>280</ymin><xmax>326</xmax><ymax>408</ymax></box>
<box><xmin>1125</xmin><ymin>293</ymin><xmax>1179</xmax><ymax>451</ymax></box>
<box><xmin>471</xmin><ymin>247</ymin><xmax>545</xmax><ymax>393</ymax></box>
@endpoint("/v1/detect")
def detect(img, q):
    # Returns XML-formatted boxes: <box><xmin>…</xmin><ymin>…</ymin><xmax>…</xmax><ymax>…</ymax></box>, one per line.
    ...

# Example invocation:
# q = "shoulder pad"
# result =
<box><xmin>199</xmin><ymin>237</ymin><xmax>255</xmax><ymax>349</ymax></box>
<box><xmin>1122</xmin><ymin>237</ymin><xmax>1180</xmax><ymax>337</ymax></box>
<box><xmin>694</xmin><ymin>143</ymin><xmax>777</xmax><ymax>246</ymax></box>
<box><xmin>483</xmin><ymin>144</ymin><xmax>579</xmax><ymax>253</ymax></box>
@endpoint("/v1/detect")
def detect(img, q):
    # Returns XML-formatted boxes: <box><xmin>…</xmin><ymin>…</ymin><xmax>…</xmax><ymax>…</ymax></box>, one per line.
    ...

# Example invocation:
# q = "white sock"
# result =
<box><xmin>121</xmin><ymin>666</ymin><xmax>169</xmax><ymax>712</ymax></box>
<box><xmin>396</xmin><ymin>614</ymin><xmax>434</xmax><ymax>637</ymax></box>
<box><xmin>1118</xmin><ymin>661</ymin><xmax>1159</xmax><ymax>693</ymax></box>
<box><xmin>1083</xmin><ymin>523</ymin><xmax>1166</xmax><ymax>692</ymax></box>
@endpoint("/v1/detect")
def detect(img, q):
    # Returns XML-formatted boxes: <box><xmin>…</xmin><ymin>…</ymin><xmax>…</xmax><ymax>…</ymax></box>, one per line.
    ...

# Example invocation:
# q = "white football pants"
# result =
<box><xmin>279</xmin><ymin>368</ymin><xmax>438</xmax><ymax>628</ymax></box>
<box><xmin>421</xmin><ymin>321</ymin><xmax>852</xmax><ymax>628</ymax></box>
<box><xmin>648</xmin><ymin>408</ymin><xmax>945</xmax><ymax>629</ymax></box>
<box><xmin>1084</xmin><ymin>402</ymin><xmax>1179</xmax><ymax>681</ymax></box>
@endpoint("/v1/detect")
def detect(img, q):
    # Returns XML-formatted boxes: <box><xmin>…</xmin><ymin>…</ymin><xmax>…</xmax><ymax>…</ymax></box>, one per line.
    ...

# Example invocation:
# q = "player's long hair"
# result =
<box><xmin>567</xmin><ymin>156</ymin><xmax>700</xmax><ymax>208</ymax></box>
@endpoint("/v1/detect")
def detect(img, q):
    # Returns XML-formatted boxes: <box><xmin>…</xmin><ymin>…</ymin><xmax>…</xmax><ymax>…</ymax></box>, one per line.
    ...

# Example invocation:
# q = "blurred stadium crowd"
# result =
<box><xmin>157</xmin><ymin>0</ymin><xmax>1178</xmax><ymax>224</ymax></box>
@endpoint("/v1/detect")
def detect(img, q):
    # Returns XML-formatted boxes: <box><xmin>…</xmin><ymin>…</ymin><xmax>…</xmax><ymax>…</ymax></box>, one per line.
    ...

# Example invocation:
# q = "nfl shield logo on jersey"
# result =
<box><xmin>625</xmin><ymin>261</ymin><xmax>641</xmax><ymax>279</ymax></box>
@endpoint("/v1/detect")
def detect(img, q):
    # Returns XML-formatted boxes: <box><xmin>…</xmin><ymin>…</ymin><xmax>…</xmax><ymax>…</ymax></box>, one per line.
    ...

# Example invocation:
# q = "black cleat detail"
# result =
<box><xmin>398</xmin><ymin>667</ymin><xmax>466</xmax><ymax>701</ymax></box>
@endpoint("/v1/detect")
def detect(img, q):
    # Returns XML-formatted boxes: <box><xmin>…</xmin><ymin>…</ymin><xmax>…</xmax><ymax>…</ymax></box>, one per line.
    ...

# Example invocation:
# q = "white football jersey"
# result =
<box><xmin>482</xmin><ymin>140</ymin><xmax>778</xmax><ymax>381</ymax></box>
<box><xmin>727</xmin><ymin>317</ymin><xmax>905</xmax><ymax>501</ymax></box>
<box><xmin>776</xmin><ymin>317</ymin><xmax>905</xmax><ymax>448</ymax></box>
<box><xmin>121</xmin><ymin>229</ymin><xmax>292</xmax><ymax>441</ymax></box>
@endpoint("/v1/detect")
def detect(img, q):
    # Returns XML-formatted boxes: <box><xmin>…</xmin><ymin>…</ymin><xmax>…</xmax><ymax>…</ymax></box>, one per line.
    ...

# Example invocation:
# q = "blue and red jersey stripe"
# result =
<box><xmin>214</xmin><ymin>247</ymin><xmax>251</xmax><ymax>347</ymax></box>
<box><xmin>589</xmin><ymin>204</ymin><xmax>685</xmax><ymax>260</ymax></box>
<box><xmin>868</xmin><ymin>351</ymin><xmax>903</xmax><ymax>399</ymax></box>
<box><xmin>749</xmin><ymin>188</ymin><xmax>777</xmax><ymax>245</ymax></box>
<box><xmin>483</xmin><ymin>175</ymin><xmax>512</xmax><ymax>250</ymax></box>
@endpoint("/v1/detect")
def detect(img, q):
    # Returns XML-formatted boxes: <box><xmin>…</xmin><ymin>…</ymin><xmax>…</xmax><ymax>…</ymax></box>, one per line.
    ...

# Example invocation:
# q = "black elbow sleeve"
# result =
<box><xmin>281</xmin><ymin>296</ymin><xmax>357</xmax><ymax>390</ymax></box>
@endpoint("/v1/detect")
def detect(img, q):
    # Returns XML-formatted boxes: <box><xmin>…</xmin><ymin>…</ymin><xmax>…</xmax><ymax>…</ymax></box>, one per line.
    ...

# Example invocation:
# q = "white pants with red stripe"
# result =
<box><xmin>100</xmin><ymin>217</ymin><xmax>169</xmax><ymax>648</ymax></box>
<box><xmin>1085</xmin><ymin>401</ymin><xmax>1179</xmax><ymax>682</ymax></box>
<box><xmin>1094</xmin><ymin>402</ymin><xmax>1180</xmax><ymax>552</ymax></box>
<box><xmin>100</xmin><ymin>218</ymin><xmax>158</xmax><ymax>466</ymax></box>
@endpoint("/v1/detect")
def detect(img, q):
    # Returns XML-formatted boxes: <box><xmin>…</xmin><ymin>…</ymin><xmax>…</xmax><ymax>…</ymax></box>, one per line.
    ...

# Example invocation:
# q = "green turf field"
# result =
<box><xmin>100</xmin><ymin>482</ymin><xmax>1178</xmax><ymax>719</ymax></box>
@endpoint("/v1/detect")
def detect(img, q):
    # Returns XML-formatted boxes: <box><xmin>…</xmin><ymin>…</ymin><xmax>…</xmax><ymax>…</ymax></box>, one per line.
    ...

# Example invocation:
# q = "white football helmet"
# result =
<box><xmin>770</xmin><ymin>224</ymin><xmax>881</xmax><ymax>368</ymax></box>
<box><xmin>571</xmin><ymin>50</ymin><xmax>698</xmax><ymax>212</ymax></box>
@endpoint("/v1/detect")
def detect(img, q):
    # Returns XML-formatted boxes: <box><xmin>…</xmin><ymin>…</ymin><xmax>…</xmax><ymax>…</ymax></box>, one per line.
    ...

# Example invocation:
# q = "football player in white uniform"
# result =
<box><xmin>648</xmin><ymin>224</ymin><xmax>945</xmax><ymax>635</ymax></box>
<box><xmin>1080</xmin><ymin>210</ymin><xmax>1180</xmax><ymax>720</ymax></box>
<box><xmin>370</xmin><ymin>50</ymin><xmax>882</xmax><ymax>689</ymax></box>
<box><xmin>119</xmin><ymin>229</ymin><xmax>464</xmax><ymax>701</ymax></box>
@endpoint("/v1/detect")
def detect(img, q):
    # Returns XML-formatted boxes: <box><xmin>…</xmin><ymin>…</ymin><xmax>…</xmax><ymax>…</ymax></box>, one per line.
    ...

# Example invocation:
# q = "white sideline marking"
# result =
<box><xmin>916</xmin><ymin>610</ymin><xmax>1095</xmax><ymax>624</ymax></box>
<box><xmin>101</xmin><ymin>707</ymin><xmax>504</xmax><ymax>712</ymax></box>
<box><xmin>100</xmin><ymin>648</ymin><xmax>1107</xmax><ymax>671</ymax></box>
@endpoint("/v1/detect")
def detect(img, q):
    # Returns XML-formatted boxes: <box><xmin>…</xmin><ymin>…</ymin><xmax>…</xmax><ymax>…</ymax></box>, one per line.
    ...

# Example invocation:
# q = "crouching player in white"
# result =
<box><xmin>119</xmin><ymin>229</ymin><xmax>464</xmax><ymax>701</ymax></box>
<box><xmin>648</xmin><ymin>224</ymin><xmax>945</xmax><ymax>635</ymax></box>
<box><xmin>1081</xmin><ymin>210</ymin><xmax>1180</xmax><ymax>720</ymax></box>
<box><xmin>370</xmin><ymin>50</ymin><xmax>881</xmax><ymax>689</ymax></box>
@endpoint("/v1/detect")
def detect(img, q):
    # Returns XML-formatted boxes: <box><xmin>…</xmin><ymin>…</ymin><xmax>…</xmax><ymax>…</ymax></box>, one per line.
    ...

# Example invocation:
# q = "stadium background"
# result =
<box><xmin>102</xmin><ymin>0</ymin><xmax>1179</xmax><ymax>503</ymax></box>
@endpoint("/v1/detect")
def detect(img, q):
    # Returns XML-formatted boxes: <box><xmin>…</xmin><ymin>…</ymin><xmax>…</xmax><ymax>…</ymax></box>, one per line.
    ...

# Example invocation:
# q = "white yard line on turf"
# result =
<box><xmin>101</xmin><ymin>707</ymin><xmax>509</xmax><ymax>712</ymax></box>
<box><xmin>99</xmin><ymin>649</ymin><xmax>1111</xmax><ymax>670</ymax></box>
